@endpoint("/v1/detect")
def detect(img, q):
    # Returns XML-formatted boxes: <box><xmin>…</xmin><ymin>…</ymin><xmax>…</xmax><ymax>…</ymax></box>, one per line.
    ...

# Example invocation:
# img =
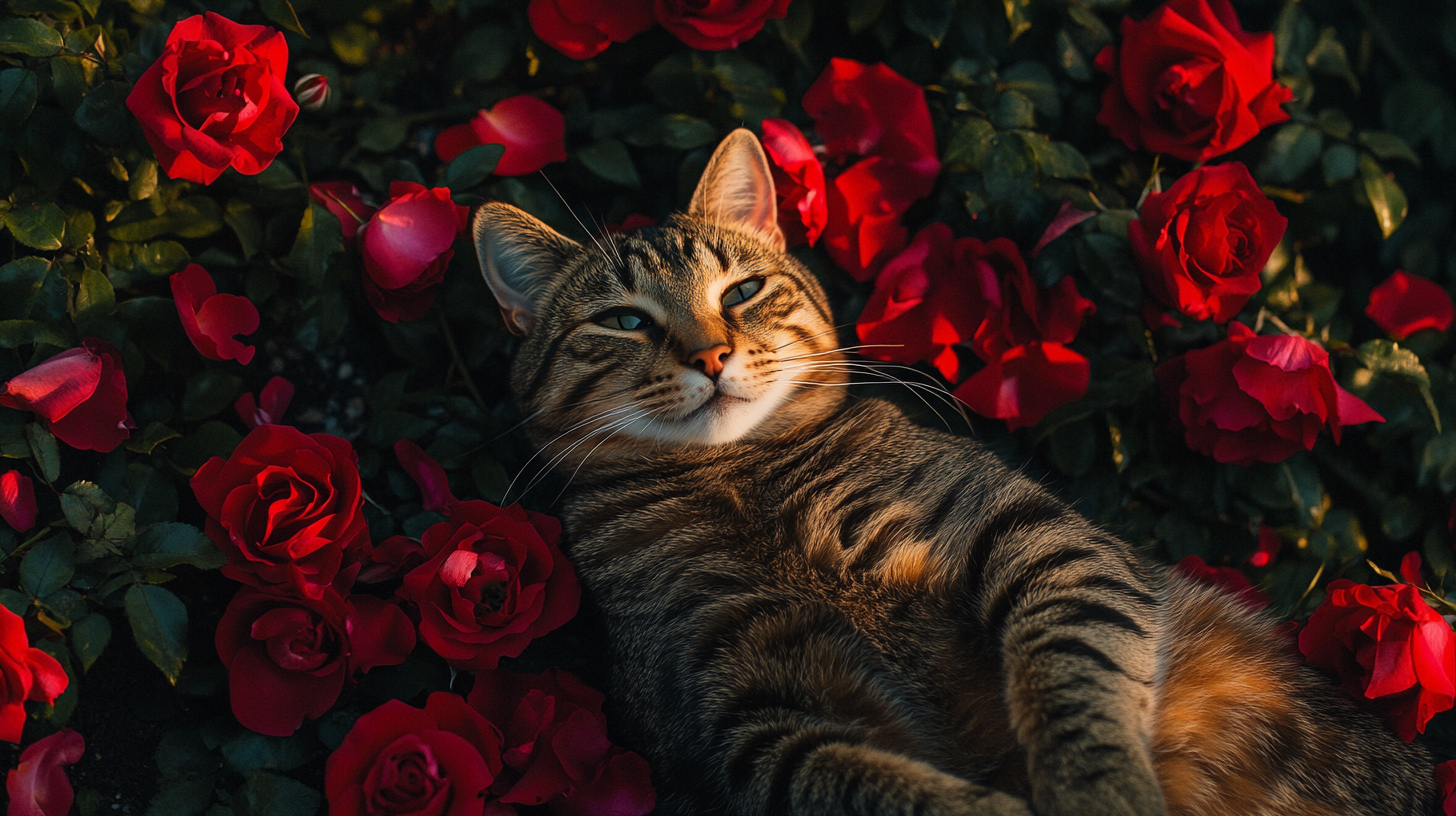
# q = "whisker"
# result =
<box><xmin>502</xmin><ymin>403</ymin><xmax>641</xmax><ymax>503</ymax></box>
<box><xmin>779</xmin><ymin>360</ymin><xmax>969</xmax><ymax>430</ymax></box>
<box><xmin>539</xmin><ymin>171</ymin><xmax>618</xmax><ymax>268</ymax></box>
<box><xmin>777</xmin><ymin>344</ymin><xmax>906</xmax><ymax>362</ymax></box>
<box><xmin>773</xmin><ymin>323</ymin><xmax>852</xmax><ymax>352</ymax></box>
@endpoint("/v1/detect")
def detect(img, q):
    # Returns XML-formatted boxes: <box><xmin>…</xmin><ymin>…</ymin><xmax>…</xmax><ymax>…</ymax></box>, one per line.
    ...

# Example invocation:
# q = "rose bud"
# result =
<box><xmin>0</xmin><ymin>606</ymin><xmax>68</xmax><ymax>743</ymax></box>
<box><xmin>5</xmin><ymin>728</ymin><xmax>83</xmax><ymax>816</ymax></box>
<box><xmin>170</xmin><ymin>264</ymin><xmax>261</xmax><ymax>365</ymax></box>
<box><xmin>0</xmin><ymin>470</ymin><xmax>38</xmax><ymax>533</ymax></box>
<box><xmin>0</xmin><ymin>339</ymin><xmax>130</xmax><ymax>453</ymax></box>
<box><xmin>292</xmin><ymin>73</ymin><xmax>329</xmax><ymax>112</ymax></box>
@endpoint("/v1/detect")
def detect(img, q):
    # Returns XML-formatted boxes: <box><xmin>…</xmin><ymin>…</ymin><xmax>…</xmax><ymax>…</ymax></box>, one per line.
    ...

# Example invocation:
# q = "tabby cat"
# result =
<box><xmin>471</xmin><ymin>130</ymin><xmax>1436</xmax><ymax>816</ymax></box>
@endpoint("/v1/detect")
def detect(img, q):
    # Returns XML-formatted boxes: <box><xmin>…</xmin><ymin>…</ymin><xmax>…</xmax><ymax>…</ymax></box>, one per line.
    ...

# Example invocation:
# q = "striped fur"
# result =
<box><xmin>472</xmin><ymin>130</ymin><xmax>1436</xmax><ymax>816</ymax></box>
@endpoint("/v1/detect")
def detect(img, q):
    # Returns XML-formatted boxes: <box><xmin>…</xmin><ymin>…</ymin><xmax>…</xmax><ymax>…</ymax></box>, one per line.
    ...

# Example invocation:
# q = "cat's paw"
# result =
<box><xmin>1030</xmin><ymin>766</ymin><xmax>1166</xmax><ymax>816</ymax></box>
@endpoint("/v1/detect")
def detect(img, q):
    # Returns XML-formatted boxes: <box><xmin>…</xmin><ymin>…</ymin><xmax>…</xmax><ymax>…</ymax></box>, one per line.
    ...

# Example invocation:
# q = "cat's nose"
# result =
<box><xmin>687</xmin><ymin>344</ymin><xmax>732</xmax><ymax>379</ymax></box>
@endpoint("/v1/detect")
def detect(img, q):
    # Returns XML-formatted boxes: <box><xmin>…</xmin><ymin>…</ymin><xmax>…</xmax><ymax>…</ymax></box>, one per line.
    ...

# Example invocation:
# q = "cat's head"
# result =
<box><xmin>472</xmin><ymin>129</ymin><xmax>847</xmax><ymax>461</ymax></box>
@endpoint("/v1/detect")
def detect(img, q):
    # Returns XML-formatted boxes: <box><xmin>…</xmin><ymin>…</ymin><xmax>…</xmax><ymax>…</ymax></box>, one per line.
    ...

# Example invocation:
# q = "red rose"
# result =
<box><xmin>0</xmin><ymin>339</ymin><xmax>129</xmax><ymax>453</ymax></box>
<box><xmin>358</xmin><ymin>182</ymin><xmax>469</xmax><ymax>323</ymax></box>
<box><xmin>0</xmin><ymin>606</ymin><xmax>67</xmax><ymax>744</ymax></box>
<box><xmin>1094</xmin><ymin>0</ymin><xmax>1294</xmax><ymax>162</ymax></box>
<box><xmin>170</xmin><ymin>264</ymin><xmax>260</xmax><ymax>365</ymax></box>
<box><xmin>309</xmin><ymin>182</ymin><xmax>376</xmax><ymax>247</ymax></box>
<box><xmin>761</xmin><ymin>118</ymin><xmax>827</xmax><ymax>247</ymax></box>
<box><xmin>124</xmin><ymin>12</ymin><xmax>299</xmax><ymax>185</ymax></box>
<box><xmin>434</xmin><ymin>96</ymin><xmax>568</xmax><ymax>176</ymax></box>
<box><xmin>952</xmin><ymin>341</ymin><xmax>1091</xmax><ymax>431</ymax></box>
<box><xmin>1299</xmin><ymin>579</ymin><xmax>1456</xmax><ymax>742</ymax></box>
<box><xmin>1158</xmin><ymin>322</ymin><xmax>1383</xmax><ymax>465</ymax></box>
<box><xmin>358</xmin><ymin>535</ymin><xmax>431</xmax><ymax>585</ymax></box>
<box><xmin>468</xmin><ymin>668</ymin><xmax>655</xmax><ymax>816</ymax></box>
<box><xmin>529</xmin><ymin>0</ymin><xmax>654</xmax><ymax>59</ymax></box>
<box><xmin>398</xmin><ymin>501</ymin><xmax>579</xmax><ymax>671</ymax></box>
<box><xmin>654</xmin><ymin>0</ymin><xmax>789</xmax><ymax>50</ymax></box>
<box><xmin>191</xmin><ymin>424</ymin><xmax>370</xmax><ymax>599</ymax></box>
<box><xmin>819</xmin><ymin>160</ymin><xmax>910</xmax><ymax>281</ymax></box>
<box><xmin>0</xmin><ymin>470</ymin><xmax>37</xmax><ymax>533</ymax></box>
<box><xmin>1438</xmin><ymin>760</ymin><xmax>1456</xmax><ymax>816</ymax></box>
<box><xmin>216</xmin><ymin>586</ymin><xmax>414</xmax><ymax>737</ymax></box>
<box><xmin>1366</xmin><ymin>270</ymin><xmax>1455</xmax><ymax>339</ymax></box>
<box><xmin>326</xmin><ymin>693</ymin><xmax>503</xmax><ymax>816</ymax></box>
<box><xmin>234</xmin><ymin>376</ymin><xmax>294</xmax><ymax>429</ymax></box>
<box><xmin>5</xmin><ymin>728</ymin><xmax>83</xmax><ymax>816</ymax></box>
<box><xmin>1172</xmin><ymin>554</ymin><xmax>1271</xmax><ymax>609</ymax></box>
<box><xmin>1130</xmin><ymin>163</ymin><xmax>1286</xmax><ymax>323</ymax></box>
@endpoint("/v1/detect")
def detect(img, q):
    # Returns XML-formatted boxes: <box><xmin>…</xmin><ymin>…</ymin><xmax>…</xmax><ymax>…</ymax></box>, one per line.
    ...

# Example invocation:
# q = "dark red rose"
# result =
<box><xmin>235</xmin><ymin>376</ymin><xmax>294</xmax><ymax>429</ymax></box>
<box><xmin>1172</xmin><ymin>554</ymin><xmax>1271</xmax><ymax>609</ymax></box>
<box><xmin>398</xmin><ymin>501</ymin><xmax>579</xmax><ymax>671</ymax></box>
<box><xmin>326</xmin><ymin>693</ymin><xmax>504</xmax><ymax>816</ymax></box>
<box><xmin>5</xmin><ymin>728</ymin><xmax>83</xmax><ymax>816</ymax></box>
<box><xmin>358</xmin><ymin>535</ymin><xmax>431</xmax><ymax>585</ymax></box>
<box><xmin>0</xmin><ymin>339</ymin><xmax>129</xmax><ymax>453</ymax></box>
<box><xmin>952</xmin><ymin>342</ymin><xmax>1091</xmax><ymax>431</ymax></box>
<box><xmin>435</xmin><ymin>96</ymin><xmax>568</xmax><ymax>176</ymax></box>
<box><xmin>170</xmin><ymin>264</ymin><xmax>260</xmax><ymax>364</ymax></box>
<box><xmin>309</xmin><ymin>182</ymin><xmax>376</xmax><ymax>247</ymax></box>
<box><xmin>191</xmin><ymin>424</ymin><xmax>370</xmax><ymax>599</ymax></box>
<box><xmin>761</xmin><ymin>118</ymin><xmax>827</xmax><ymax>247</ymax></box>
<box><xmin>1130</xmin><ymin>163</ymin><xmax>1285</xmax><ymax>323</ymax></box>
<box><xmin>358</xmin><ymin>182</ymin><xmax>469</xmax><ymax>323</ymax></box>
<box><xmin>1299</xmin><ymin>579</ymin><xmax>1456</xmax><ymax>742</ymax></box>
<box><xmin>1439</xmin><ymin>760</ymin><xmax>1456</xmax><ymax>816</ymax></box>
<box><xmin>1157</xmin><ymin>322</ymin><xmax>1383</xmax><ymax>465</ymax></box>
<box><xmin>124</xmin><ymin>12</ymin><xmax>298</xmax><ymax>185</ymax></box>
<box><xmin>468</xmin><ymin>668</ymin><xmax>655</xmax><ymax>816</ymax></box>
<box><xmin>529</xmin><ymin>0</ymin><xmax>654</xmax><ymax>59</ymax></box>
<box><xmin>1366</xmin><ymin>270</ymin><xmax>1455</xmax><ymax>339</ymax></box>
<box><xmin>1094</xmin><ymin>0</ymin><xmax>1294</xmax><ymax>163</ymax></box>
<box><xmin>0</xmin><ymin>606</ymin><xmax>67</xmax><ymax>744</ymax></box>
<box><xmin>216</xmin><ymin>586</ymin><xmax>414</xmax><ymax>736</ymax></box>
<box><xmin>0</xmin><ymin>470</ymin><xmax>37</xmax><ymax>533</ymax></box>
<box><xmin>654</xmin><ymin>0</ymin><xmax>789</xmax><ymax>50</ymax></box>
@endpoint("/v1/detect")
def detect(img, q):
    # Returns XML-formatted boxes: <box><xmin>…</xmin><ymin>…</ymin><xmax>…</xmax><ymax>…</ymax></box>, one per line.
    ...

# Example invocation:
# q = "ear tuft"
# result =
<box><xmin>472</xmin><ymin>203</ymin><xmax>580</xmax><ymax>336</ymax></box>
<box><xmin>689</xmin><ymin>128</ymin><xmax>786</xmax><ymax>252</ymax></box>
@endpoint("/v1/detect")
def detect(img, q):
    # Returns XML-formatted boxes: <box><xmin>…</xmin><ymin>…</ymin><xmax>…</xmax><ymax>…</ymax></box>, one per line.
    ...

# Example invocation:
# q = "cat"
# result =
<box><xmin>470</xmin><ymin>129</ymin><xmax>1437</xmax><ymax>816</ymax></box>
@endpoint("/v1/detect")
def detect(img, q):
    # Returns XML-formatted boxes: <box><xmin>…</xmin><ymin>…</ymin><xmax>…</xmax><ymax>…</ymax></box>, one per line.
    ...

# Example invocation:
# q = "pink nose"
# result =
<box><xmin>687</xmin><ymin>344</ymin><xmax>732</xmax><ymax>379</ymax></box>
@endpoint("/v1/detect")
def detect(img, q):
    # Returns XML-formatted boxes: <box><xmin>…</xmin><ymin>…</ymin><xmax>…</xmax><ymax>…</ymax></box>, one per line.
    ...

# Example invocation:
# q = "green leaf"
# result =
<box><xmin>109</xmin><ymin>197</ymin><xmax>224</xmax><ymax>242</ymax></box>
<box><xmin>0</xmin><ymin>68</ymin><xmax>39</xmax><ymax>134</ymax></box>
<box><xmin>943</xmin><ymin>117</ymin><xmax>995</xmax><ymax>172</ymax></box>
<box><xmin>61</xmin><ymin>480</ymin><xmax>115</xmax><ymax>532</ymax></box>
<box><xmin>70</xmin><ymin>611</ymin><xmax>111</xmax><ymax>672</ymax></box>
<box><xmin>450</xmin><ymin>25</ymin><xmax>513</xmax><ymax>83</ymax></box>
<box><xmin>1022</xmin><ymin>134</ymin><xmax>1090</xmax><ymax>179</ymax></box>
<box><xmin>131</xmin><ymin>523</ymin><xmax>225</xmax><ymax>571</ymax></box>
<box><xmin>120</xmin><ymin>462</ymin><xmax>178</xmax><ymax>527</ymax></box>
<box><xmin>61</xmin><ymin>208</ymin><xmax>94</xmax><ymax>250</ymax></box>
<box><xmin>169</xmin><ymin>421</ymin><xmax>242</xmax><ymax>476</ymax></box>
<box><xmin>125</xmin><ymin>584</ymin><xmax>188</xmax><ymax>683</ymax></box>
<box><xmin>991</xmin><ymin>91</ymin><xmax>1035</xmax><ymax>130</ymax></box>
<box><xmin>1358</xmin><ymin>131</ymin><xmax>1422</xmax><ymax>166</ymax></box>
<box><xmin>1075</xmin><ymin>233</ymin><xmax>1142</xmax><ymax>310</ymax></box>
<box><xmin>9</xmin><ymin>0</ymin><xmax>82</xmax><ymax>21</ymax></box>
<box><xmin>73</xmin><ymin>80</ymin><xmax>131</xmax><ymax>145</ymax></box>
<box><xmin>181</xmin><ymin>370</ymin><xmax>244</xmax><ymax>423</ymax></box>
<box><xmin>847</xmin><ymin>0</ymin><xmax>886</xmax><ymax>33</ymax></box>
<box><xmin>577</xmin><ymin>139</ymin><xmax>641</xmax><ymax>189</ymax></box>
<box><xmin>1257</xmin><ymin>123</ymin><xmax>1323</xmax><ymax>185</ymax></box>
<box><xmin>903</xmin><ymin>0</ymin><xmax>954</xmax><ymax>46</ymax></box>
<box><xmin>222</xmin><ymin>732</ymin><xmax>317</xmax><ymax>774</ymax></box>
<box><xmin>0</xmin><ymin>256</ymin><xmax>52</xmax><ymax>320</ymax></box>
<box><xmin>660</xmin><ymin>114</ymin><xmax>716</xmax><ymax>150</ymax></box>
<box><xmin>1357</xmin><ymin>338</ymin><xmax>1439</xmax><ymax>430</ymax></box>
<box><xmin>1003</xmin><ymin>0</ymin><xmax>1032</xmax><ymax>42</ymax></box>
<box><xmin>107</xmin><ymin>240</ymin><xmax>190</xmax><ymax>278</ymax></box>
<box><xmin>156</xmin><ymin>729</ymin><xmax>216</xmax><ymax>779</ymax></box>
<box><xmin>145</xmin><ymin>775</ymin><xmax>214</xmax><ymax>816</ymax></box>
<box><xmin>1001</xmin><ymin>61</ymin><xmax>1060</xmax><ymax>120</ymax></box>
<box><xmin>0</xmin><ymin>589</ymin><xmax>27</xmax><ymax>616</ymax></box>
<box><xmin>238</xmin><ymin>771</ymin><xmax>321</xmax><ymax>816</ymax></box>
<box><xmin>443</xmin><ymin>143</ymin><xmax>504</xmax><ymax>192</ymax></box>
<box><xmin>260</xmin><ymin>0</ymin><xmax>308</xmax><ymax>37</ymax></box>
<box><xmin>357</xmin><ymin>117</ymin><xmax>408</xmax><ymax>153</ymax></box>
<box><xmin>4</xmin><ymin>203</ymin><xmax>65</xmax><ymax>250</ymax></box>
<box><xmin>0</xmin><ymin>18</ymin><xmax>63</xmax><ymax>56</ymax></box>
<box><xmin>76</xmin><ymin>265</ymin><xmax>115</xmax><ymax>319</ymax></box>
<box><xmin>1321</xmin><ymin>144</ymin><xmax>1358</xmax><ymax>185</ymax></box>
<box><xmin>224</xmin><ymin>200</ymin><xmax>263</xmax><ymax>260</ymax></box>
<box><xmin>124</xmin><ymin>422</ymin><xmax>181</xmax><ymax>456</ymax></box>
<box><xmin>21</xmin><ymin>533</ymin><xmax>75</xmax><ymax>598</ymax></box>
<box><xmin>26</xmin><ymin>423</ymin><xmax>59</xmax><ymax>483</ymax></box>
<box><xmin>1305</xmin><ymin>27</ymin><xmax>1358</xmax><ymax>93</ymax></box>
<box><xmin>1358</xmin><ymin>154</ymin><xmax>1407</xmax><ymax>239</ymax></box>
<box><xmin>129</xmin><ymin>159</ymin><xmax>159</xmax><ymax>201</ymax></box>
<box><xmin>288</xmin><ymin>203</ymin><xmax>343</xmax><ymax>290</ymax></box>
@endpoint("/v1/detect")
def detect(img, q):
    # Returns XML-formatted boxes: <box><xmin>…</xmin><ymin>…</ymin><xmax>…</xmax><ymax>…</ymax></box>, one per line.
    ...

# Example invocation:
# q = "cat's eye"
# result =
<box><xmin>594</xmin><ymin>307</ymin><xmax>655</xmax><ymax>331</ymax></box>
<box><xmin>722</xmin><ymin>278</ymin><xmax>765</xmax><ymax>307</ymax></box>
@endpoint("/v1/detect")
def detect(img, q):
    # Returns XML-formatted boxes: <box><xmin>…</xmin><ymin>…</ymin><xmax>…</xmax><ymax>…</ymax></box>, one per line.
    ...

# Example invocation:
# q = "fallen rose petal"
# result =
<box><xmin>434</xmin><ymin>96</ymin><xmax>567</xmax><ymax>176</ymax></box>
<box><xmin>1366</xmin><ymin>270</ymin><xmax>1455</xmax><ymax>340</ymax></box>
<box><xmin>1031</xmin><ymin>201</ymin><xmax>1096</xmax><ymax>257</ymax></box>
<box><xmin>171</xmin><ymin>264</ymin><xmax>260</xmax><ymax>364</ymax></box>
<box><xmin>395</xmin><ymin>439</ymin><xmax>458</xmax><ymax>513</ymax></box>
<box><xmin>0</xmin><ymin>471</ymin><xmax>37</xmax><ymax>533</ymax></box>
<box><xmin>6</xmin><ymin>728</ymin><xmax>83</xmax><ymax>816</ymax></box>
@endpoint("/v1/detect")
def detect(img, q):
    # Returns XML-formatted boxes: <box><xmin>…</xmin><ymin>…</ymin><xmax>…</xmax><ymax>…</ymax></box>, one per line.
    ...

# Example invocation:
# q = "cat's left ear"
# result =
<box><xmin>473</xmin><ymin>202</ymin><xmax>580</xmax><ymax>336</ymax></box>
<box><xmin>689</xmin><ymin>128</ymin><xmax>786</xmax><ymax>252</ymax></box>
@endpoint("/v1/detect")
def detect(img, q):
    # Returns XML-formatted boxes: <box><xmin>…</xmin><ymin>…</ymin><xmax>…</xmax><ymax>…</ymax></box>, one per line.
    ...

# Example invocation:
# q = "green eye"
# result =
<box><xmin>595</xmin><ymin>308</ymin><xmax>654</xmax><ymax>331</ymax></box>
<box><xmin>723</xmin><ymin>278</ymin><xmax>764</xmax><ymax>307</ymax></box>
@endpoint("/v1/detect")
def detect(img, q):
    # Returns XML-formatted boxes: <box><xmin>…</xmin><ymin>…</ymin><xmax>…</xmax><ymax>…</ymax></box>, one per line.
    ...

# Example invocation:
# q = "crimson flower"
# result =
<box><xmin>1366</xmin><ymin>270</ymin><xmax>1455</xmax><ymax>339</ymax></box>
<box><xmin>952</xmin><ymin>341</ymin><xmax>1092</xmax><ymax>431</ymax></box>
<box><xmin>761</xmin><ymin>118</ymin><xmax>827</xmax><ymax>247</ymax></box>
<box><xmin>529</xmin><ymin>0</ymin><xmax>654</xmax><ymax>59</ymax></box>
<box><xmin>359</xmin><ymin>182</ymin><xmax>470</xmax><ymax>322</ymax></box>
<box><xmin>654</xmin><ymin>0</ymin><xmax>790</xmax><ymax>51</ymax></box>
<box><xmin>0</xmin><ymin>339</ymin><xmax>129</xmax><ymax>453</ymax></box>
<box><xmin>0</xmin><ymin>471</ymin><xmax>37</xmax><ymax>533</ymax></box>
<box><xmin>1439</xmin><ymin>760</ymin><xmax>1456</xmax><ymax>816</ymax></box>
<box><xmin>0</xmin><ymin>606</ymin><xmax>67</xmax><ymax>744</ymax></box>
<box><xmin>395</xmin><ymin>439</ymin><xmax>458</xmax><ymax>514</ymax></box>
<box><xmin>5</xmin><ymin>728</ymin><xmax>83</xmax><ymax>816</ymax></box>
<box><xmin>309</xmin><ymin>182</ymin><xmax>376</xmax><ymax>247</ymax></box>
<box><xmin>170</xmin><ymin>264</ymin><xmax>260</xmax><ymax>364</ymax></box>
<box><xmin>435</xmin><ymin>96</ymin><xmax>568</xmax><ymax>176</ymax></box>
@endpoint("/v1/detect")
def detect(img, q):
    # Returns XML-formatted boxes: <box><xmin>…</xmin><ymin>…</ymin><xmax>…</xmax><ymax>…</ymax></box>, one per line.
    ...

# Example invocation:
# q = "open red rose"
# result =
<box><xmin>530</xmin><ymin>0</ymin><xmax>654</xmax><ymax>59</ymax></box>
<box><xmin>217</xmin><ymin>586</ymin><xmax>414</xmax><ymax>736</ymax></box>
<box><xmin>359</xmin><ymin>182</ymin><xmax>469</xmax><ymax>323</ymax></box>
<box><xmin>819</xmin><ymin>160</ymin><xmax>910</xmax><ymax>281</ymax></box>
<box><xmin>952</xmin><ymin>341</ymin><xmax>1091</xmax><ymax>430</ymax></box>
<box><xmin>309</xmin><ymin>182</ymin><xmax>376</xmax><ymax>247</ymax></box>
<box><xmin>235</xmin><ymin>376</ymin><xmax>294</xmax><ymax>429</ymax></box>
<box><xmin>435</xmin><ymin>96</ymin><xmax>568</xmax><ymax>176</ymax></box>
<box><xmin>1094</xmin><ymin>0</ymin><xmax>1293</xmax><ymax>162</ymax></box>
<box><xmin>468</xmin><ymin>668</ymin><xmax>655</xmax><ymax>816</ymax></box>
<box><xmin>1366</xmin><ymin>270</ymin><xmax>1455</xmax><ymax>339</ymax></box>
<box><xmin>326</xmin><ymin>693</ymin><xmax>503</xmax><ymax>816</ymax></box>
<box><xmin>761</xmin><ymin>118</ymin><xmax>827</xmax><ymax>247</ymax></box>
<box><xmin>124</xmin><ymin>12</ymin><xmax>298</xmax><ymax>185</ymax></box>
<box><xmin>655</xmin><ymin>0</ymin><xmax>789</xmax><ymax>50</ymax></box>
<box><xmin>1172</xmin><ymin>554</ymin><xmax>1271</xmax><ymax>609</ymax></box>
<box><xmin>1157</xmin><ymin>322</ymin><xmax>1383</xmax><ymax>465</ymax></box>
<box><xmin>0</xmin><ymin>470</ymin><xmax>37</xmax><ymax>533</ymax></box>
<box><xmin>1131</xmin><ymin>163</ymin><xmax>1285</xmax><ymax>323</ymax></box>
<box><xmin>0</xmin><ymin>606</ymin><xmax>67</xmax><ymax>744</ymax></box>
<box><xmin>170</xmin><ymin>264</ymin><xmax>260</xmax><ymax>364</ymax></box>
<box><xmin>0</xmin><ymin>339</ymin><xmax>129</xmax><ymax>453</ymax></box>
<box><xmin>1299</xmin><ymin>579</ymin><xmax>1456</xmax><ymax>742</ymax></box>
<box><xmin>1439</xmin><ymin>760</ymin><xmax>1456</xmax><ymax>816</ymax></box>
<box><xmin>398</xmin><ymin>500</ymin><xmax>579</xmax><ymax>671</ymax></box>
<box><xmin>5</xmin><ymin>728</ymin><xmax>83</xmax><ymax>816</ymax></box>
<box><xmin>191</xmin><ymin>424</ymin><xmax>370</xmax><ymax>599</ymax></box>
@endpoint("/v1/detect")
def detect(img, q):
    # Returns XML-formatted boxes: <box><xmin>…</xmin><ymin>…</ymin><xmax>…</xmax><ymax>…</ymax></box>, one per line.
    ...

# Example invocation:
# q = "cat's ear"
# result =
<box><xmin>472</xmin><ymin>202</ymin><xmax>580</xmax><ymax>336</ymax></box>
<box><xmin>689</xmin><ymin>128</ymin><xmax>786</xmax><ymax>252</ymax></box>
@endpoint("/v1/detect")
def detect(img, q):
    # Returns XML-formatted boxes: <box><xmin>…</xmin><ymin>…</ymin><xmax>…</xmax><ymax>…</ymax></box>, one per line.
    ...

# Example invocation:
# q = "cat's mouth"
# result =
<box><xmin>683</xmin><ymin>390</ymin><xmax>750</xmax><ymax>421</ymax></box>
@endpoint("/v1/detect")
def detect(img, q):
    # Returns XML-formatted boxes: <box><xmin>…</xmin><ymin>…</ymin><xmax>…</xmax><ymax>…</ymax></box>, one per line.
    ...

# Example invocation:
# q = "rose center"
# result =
<box><xmin>477</xmin><ymin>581</ymin><xmax>508</xmax><ymax>614</ymax></box>
<box><xmin>366</xmin><ymin>739</ymin><xmax>452</xmax><ymax>815</ymax></box>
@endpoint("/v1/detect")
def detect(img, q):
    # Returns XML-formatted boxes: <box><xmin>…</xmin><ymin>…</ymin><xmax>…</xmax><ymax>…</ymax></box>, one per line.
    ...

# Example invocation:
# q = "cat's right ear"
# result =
<box><xmin>472</xmin><ymin>202</ymin><xmax>580</xmax><ymax>336</ymax></box>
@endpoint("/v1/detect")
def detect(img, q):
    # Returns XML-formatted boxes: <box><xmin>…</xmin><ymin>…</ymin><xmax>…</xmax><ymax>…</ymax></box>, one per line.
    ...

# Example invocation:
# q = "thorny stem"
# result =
<box><xmin>436</xmin><ymin>308</ymin><xmax>488</xmax><ymax>411</ymax></box>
